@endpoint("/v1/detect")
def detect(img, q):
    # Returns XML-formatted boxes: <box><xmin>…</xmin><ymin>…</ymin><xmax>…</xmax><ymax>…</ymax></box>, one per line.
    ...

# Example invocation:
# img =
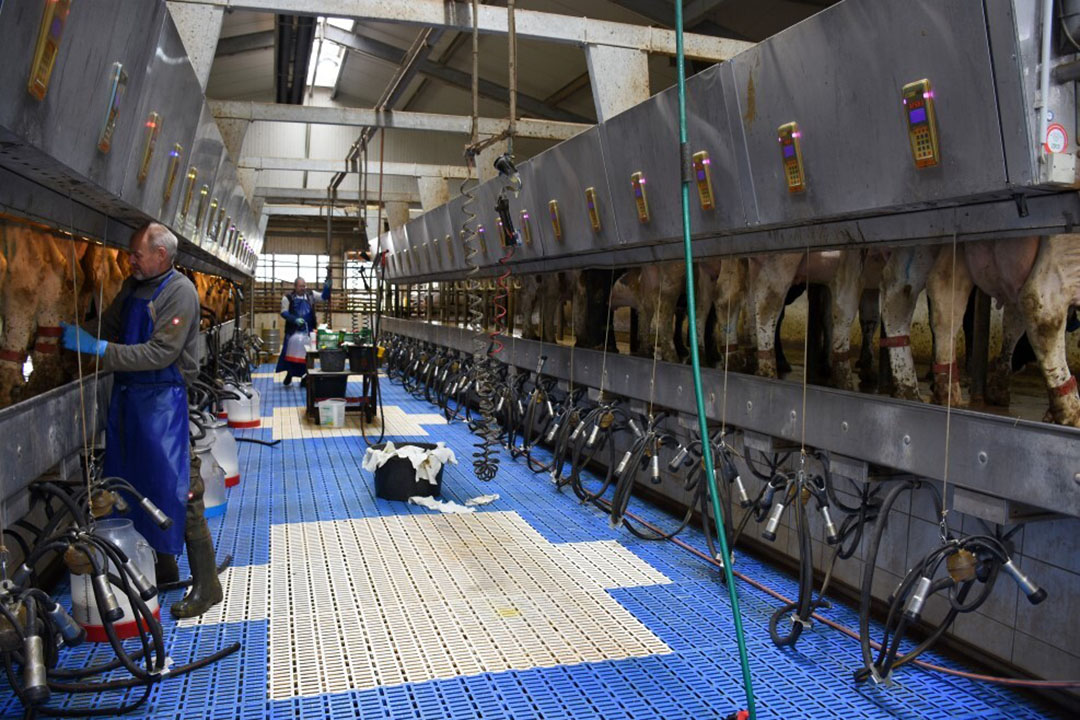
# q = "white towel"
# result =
<box><xmin>408</xmin><ymin>495</ymin><xmax>475</xmax><ymax>514</ymax></box>
<box><xmin>363</xmin><ymin>442</ymin><xmax>458</xmax><ymax>483</ymax></box>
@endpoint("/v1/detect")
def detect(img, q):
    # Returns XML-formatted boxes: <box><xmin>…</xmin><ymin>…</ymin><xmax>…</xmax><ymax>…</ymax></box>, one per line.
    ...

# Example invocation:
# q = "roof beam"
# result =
<box><xmin>215</xmin><ymin>30</ymin><xmax>275</xmax><ymax>56</ymax></box>
<box><xmin>255</xmin><ymin>187</ymin><xmax>421</xmax><ymax>204</ymax></box>
<box><xmin>211</xmin><ymin>100</ymin><xmax>588</xmax><ymax>140</ymax></box>
<box><xmin>323</xmin><ymin>26</ymin><xmax>590</xmax><ymax>123</ymax></box>
<box><xmin>241</xmin><ymin>156</ymin><xmax>470</xmax><ymax>178</ymax></box>
<box><xmin>171</xmin><ymin>0</ymin><xmax>753</xmax><ymax>62</ymax></box>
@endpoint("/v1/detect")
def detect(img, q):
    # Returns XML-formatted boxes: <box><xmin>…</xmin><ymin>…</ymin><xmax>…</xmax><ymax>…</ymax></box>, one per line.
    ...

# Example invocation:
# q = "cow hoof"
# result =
<box><xmin>985</xmin><ymin>363</ymin><xmax>1013</xmax><ymax>407</ymax></box>
<box><xmin>829</xmin><ymin>365</ymin><xmax>858</xmax><ymax>392</ymax></box>
<box><xmin>931</xmin><ymin>382</ymin><xmax>967</xmax><ymax>408</ymax></box>
<box><xmin>1048</xmin><ymin>394</ymin><xmax>1080</xmax><ymax>427</ymax></box>
<box><xmin>891</xmin><ymin>384</ymin><xmax>922</xmax><ymax>402</ymax></box>
<box><xmin>755</xmin><ymin>359</ymin><xmax>778</xmax><ymax>379</ymax></box>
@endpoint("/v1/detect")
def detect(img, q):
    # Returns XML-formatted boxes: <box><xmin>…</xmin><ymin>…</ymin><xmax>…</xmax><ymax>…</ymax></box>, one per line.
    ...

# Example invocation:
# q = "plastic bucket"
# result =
<box><xmin>318</xmin><ymin>398</ymin><xmax>347</xmax><ymax>427</ymax></box>
<box><xmin>70</xmin><ymin>519</ymin><xmax>160</xmax><ymax>642</ymax></box>
<box><xmin>320</xmin><ymin>348</ymin><xmax>347</xmax><ymax>372</ymax></box>
<box><xmin>371</xmin><ymin>442</ymin><xmax>443</xmax><ymax>501</ymax></box>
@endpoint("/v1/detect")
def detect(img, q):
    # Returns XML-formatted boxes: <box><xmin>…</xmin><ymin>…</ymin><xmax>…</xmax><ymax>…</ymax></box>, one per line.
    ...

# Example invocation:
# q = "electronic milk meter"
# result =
<box><xmin>630</xmin><ymin>172</ymin><xmax>650</xmax><ymax>223</ymax></box>
<box><xmin>520</xmin><ymin>211</ymin><xmax>532</xmax><ymax>245</ymax></box>
<box><xmin>585</xmin><ymin>187</ymin><xmax>602</xmax><ymax>231</ymax></box>
<box><xmin>548</xmin><ymin>200</ymin><xmax>562</xmax><ymax>240</ymax></box>
<box><xmin>163</xmin><ymin>144</ymin><xmax>183</xmax><ymax>203</ymax></box>
<box><xmin>692</xmin><ymin>151</ymin><xmax>715</xmax><ymax>210</ymax></box>
<box><xmin>777</xmin><ymin>122</ymin><xmax>805</xmax><ymax>193</ymax></box>
<box><xmin>28</xmin><ymin>0</ymin><xmax>72</xmax><ymax>101</ymax></box>
<box><xmin>902</xmin><ymin>79</ymin><xmax>939</xmax><ymax>168</ymax></box>
<box><xmin>97</xmin><ymin>63</ymin><xmax>128</xmax><ymax>154</ymax></box>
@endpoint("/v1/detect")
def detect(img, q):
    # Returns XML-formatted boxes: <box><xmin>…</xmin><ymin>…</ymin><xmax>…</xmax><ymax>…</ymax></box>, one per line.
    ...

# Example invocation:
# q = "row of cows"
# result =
<box><xmin>0</xmin><ymin>219</ymin><xmax>237</xmax><ymax>409</ymax></box>
<box><xmin>514</xmin><ymin>235</ymin><xmax>1080</xmax><ymax>427</ymax></box>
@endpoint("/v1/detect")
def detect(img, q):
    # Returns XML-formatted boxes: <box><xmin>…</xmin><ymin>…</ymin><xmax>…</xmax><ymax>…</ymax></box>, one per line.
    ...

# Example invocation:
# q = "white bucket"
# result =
<box><xmin>318</xmin><ymin>398</ymin><xmax>346</xmax><ymax>427</ymax></box>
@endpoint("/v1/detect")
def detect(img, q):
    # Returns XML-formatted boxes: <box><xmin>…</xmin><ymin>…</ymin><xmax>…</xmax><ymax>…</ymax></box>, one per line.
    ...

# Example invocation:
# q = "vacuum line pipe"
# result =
<box><xmin>674</xmin><ymin>3</ymin><xmax>756</xmax><ymax>717</ymax></box>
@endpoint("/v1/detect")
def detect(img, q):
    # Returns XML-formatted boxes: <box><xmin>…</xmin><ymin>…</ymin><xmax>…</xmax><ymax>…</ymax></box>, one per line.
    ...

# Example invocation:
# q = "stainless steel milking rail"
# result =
<box><xmin>382</xmin><ymin>315</ymin><xmax>1080</xmax><ymax>520</ymax></box>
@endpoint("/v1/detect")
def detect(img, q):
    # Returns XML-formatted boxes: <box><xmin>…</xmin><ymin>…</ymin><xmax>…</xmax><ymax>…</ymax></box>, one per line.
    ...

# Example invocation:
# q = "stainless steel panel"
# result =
<box><xmin>727</xmin><ymin>0</ymin><xmax>1007</xmax><ymax>227</ymax></box>
<box><xmin>0</xmin><ymin>0</ymin><xmax>165</xmax><ymax>201</ymax></box>
<box><xmin>120</xmin><ymin>11</ymin><xmax>203</xmax><ymax>225</ymax></box>
<box><xmin>598</xmin><ymin>89</ymin><xmax>682</xmax><ymax>246</ymax></box>
<box><xmin>422</xmin><ymin>205</ymin><xmax>455</xmax><ymax>274</ymax></box>
<box><xmin>528</xmin><ymin>127</ymin><xmax>621</xmax><ymax>256</ymax></box>
<box><xmin>182</xmin><ymin>104</ymin><xmax>226</xmax><ymax>241</ymax></box>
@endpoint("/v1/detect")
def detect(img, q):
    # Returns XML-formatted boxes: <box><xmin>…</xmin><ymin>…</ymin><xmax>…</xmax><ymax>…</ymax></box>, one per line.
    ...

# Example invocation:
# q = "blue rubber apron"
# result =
<box><xmin>275</xmin><ymin>292</ymin><xmax>315</xmax><ymax>377</ymax></box>
<box><xmin>104</xmin><ymin>270</ymin><xmax>190</xmax><ymax>555</ymax></box>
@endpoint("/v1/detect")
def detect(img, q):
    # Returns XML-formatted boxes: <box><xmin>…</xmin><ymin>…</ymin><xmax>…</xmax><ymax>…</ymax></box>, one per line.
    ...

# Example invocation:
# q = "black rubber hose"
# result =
<box><xmin>769</xmin><ymin>491</ymin><xmax>817</xmax><ymax>647</ymax></box>
<box><xmin>236</xmin><ymin>437</ymin><xmax>281</xmax><ymax>447</ymax></box>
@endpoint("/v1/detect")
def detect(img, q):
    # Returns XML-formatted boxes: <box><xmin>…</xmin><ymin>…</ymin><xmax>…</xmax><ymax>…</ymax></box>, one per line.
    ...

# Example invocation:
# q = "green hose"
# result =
<box><xmin>674</xmin><ymin>3</ymin><xmax>757</xmax><ymax>717</ymax></box>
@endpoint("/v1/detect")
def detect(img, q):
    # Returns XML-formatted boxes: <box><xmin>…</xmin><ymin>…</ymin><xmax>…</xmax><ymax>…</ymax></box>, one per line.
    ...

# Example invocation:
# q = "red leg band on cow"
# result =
<box><xmin>756</xmin><ymin>349</ymin><xmax>775</xmax><ymax>360</ymax></box>
<box><xmin>0</xmin><ymin>350</ymin><xmax>27</xmax><ymax>365</ymax></box>
<box><xmin>879</xmin><ymin>335</ymin><xmax>911</xmax><ymax>348</ymax></box>
<box><xmin>33</xmin><ymin>342</ymin><xmax>58</xmax><ymax>354</ymax></box>
<box><xmin>932</xmin><ymin>362</ymin><xmax>959</xmax><ymax>376</ymax></box>
<box><xmin>1051</xmin><ymin>375</ymin><xmax>1078</xmax><ymax>397</ymax></box>
<box><xmin>35</xmin><ymin>326</ymin><xmax>64</xmax><ymax>338</ymax></box>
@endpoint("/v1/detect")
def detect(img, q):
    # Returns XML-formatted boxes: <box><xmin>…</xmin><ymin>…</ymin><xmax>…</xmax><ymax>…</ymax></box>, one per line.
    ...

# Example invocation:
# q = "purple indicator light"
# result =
<box><xmin>523</xmin><ymin>212</ymin><xmax>530</xmax><ymax>220</ymax></box>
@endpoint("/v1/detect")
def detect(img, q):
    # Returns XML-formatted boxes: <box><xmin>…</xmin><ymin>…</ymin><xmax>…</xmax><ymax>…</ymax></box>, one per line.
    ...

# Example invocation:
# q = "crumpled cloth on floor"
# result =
<box><xmin>465</xmin><ymin>494</ymin><xmax>500</xmax><ymax>507</ymax></box>
<box><xmin>409</xmin><ymin>496</ymin><xmax>475</xmax><ymax>514</ymax></box>
<box><xmin>363</xmin><ymin>441</ymin><xmax>458</xmax><ymax>483</ymax></box>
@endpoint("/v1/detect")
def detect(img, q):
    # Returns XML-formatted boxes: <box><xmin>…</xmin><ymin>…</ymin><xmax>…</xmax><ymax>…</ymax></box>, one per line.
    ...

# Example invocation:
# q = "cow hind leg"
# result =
<box><xmin>857</xmin><ymin>288</ymin><xmax>881</xmax><ymax>390</ymax></box>
<box><xmin>985</xmin><ymin>303</ymin><xmax>1025</xmax><ymax>407</ymax></box>
<box><xmin>925</xmin><ymin>246</ymin><xmax>974</xmax><ymax>407</ymax></box>
<box><xmin>880</xmin><ymin>247</ymin><xmax>937</xmax><ymax>401</ymax></box>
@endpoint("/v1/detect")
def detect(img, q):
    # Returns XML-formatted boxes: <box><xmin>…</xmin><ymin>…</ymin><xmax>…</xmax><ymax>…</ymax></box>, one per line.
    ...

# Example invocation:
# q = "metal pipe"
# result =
<box><xmin>1039</xmin><ymin>0</ymin><xmax>1054</xmax><ymax>150</ymax></box>
<box><xmin>1052</xmin><ymin>57</ymin><xmax>1080</xmax><ymax>83</ymax></box>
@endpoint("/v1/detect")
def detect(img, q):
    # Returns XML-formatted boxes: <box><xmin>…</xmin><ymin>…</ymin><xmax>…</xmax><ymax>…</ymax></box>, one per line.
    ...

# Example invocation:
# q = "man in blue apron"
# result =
<box><xmin>61</xmin><ymin>222</ymin><xmax>222</xmax><ymax>619</ymax></box>
<box><xmin>275</xmin><ymin>274</ymin><xmax>331</xmax><ymax>386</ymax></box>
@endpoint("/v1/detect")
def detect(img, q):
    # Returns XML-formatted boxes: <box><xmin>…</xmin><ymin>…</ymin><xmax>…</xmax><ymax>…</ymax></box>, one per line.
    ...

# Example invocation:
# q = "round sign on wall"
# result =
<box><xmin>1045</xmin><ymin>123</ymin><xmax>1068</xmax><ymax>154</ymax></box>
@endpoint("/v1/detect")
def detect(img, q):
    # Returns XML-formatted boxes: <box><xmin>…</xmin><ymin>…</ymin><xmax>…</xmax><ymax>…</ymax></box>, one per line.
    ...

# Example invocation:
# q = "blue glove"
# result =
<box><xmin>60</xmin><ymin>322</ymin><xmax>108</xmax><ymax>356</ymax></box>
<box><xmin>295</xmin><ymin>317</ymin><xmax>306</xmax><ymax>329</ymax></box>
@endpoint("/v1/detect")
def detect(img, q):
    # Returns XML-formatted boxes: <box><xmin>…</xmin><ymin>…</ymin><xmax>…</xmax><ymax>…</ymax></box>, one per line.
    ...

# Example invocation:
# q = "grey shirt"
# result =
<box><xmin>97</xmin><ymin>269</ymin><xmax>202</xmax><ymax>384</ymax></box>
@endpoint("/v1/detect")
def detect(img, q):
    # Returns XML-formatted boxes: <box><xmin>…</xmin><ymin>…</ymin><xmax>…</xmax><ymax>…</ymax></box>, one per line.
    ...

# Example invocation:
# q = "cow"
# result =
<box><xmin>922</xmin><ymin>236</ymin><xmax>1080</xmax><ymax>426</ymax></box>
<box><xmin>518</xmin><ymin>271</ymin><xmax>574</xmax><ymax>344</ymax></box>
<box><xmin>711</xmin><ymin>249</ymin><xmax>882</xmax><ymax>391</ymax></box>
<box><xmin>0</xmin><ymin>222</ymin><xmax>93</xmax><ymax>406</ymax></box>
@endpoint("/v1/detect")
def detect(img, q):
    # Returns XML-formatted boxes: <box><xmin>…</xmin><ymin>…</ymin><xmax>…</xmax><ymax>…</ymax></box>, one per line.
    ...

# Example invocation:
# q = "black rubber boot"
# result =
<box><xmin>171</xmin><ymin>457</ymin><xmax>223</xmax><ymax>619</ymax></box>
<box><xmin>155</xmin><ymin>553</ymin><xmax>179</xmax><ymax>585</ymax></box>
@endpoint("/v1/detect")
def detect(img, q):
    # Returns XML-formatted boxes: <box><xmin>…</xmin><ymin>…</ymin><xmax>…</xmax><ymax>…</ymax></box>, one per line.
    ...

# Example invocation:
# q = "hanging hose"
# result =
<box><xmin>674</xmin><ymin>4</ymin><xmax>755</xmax><ymax>715</ymax></box>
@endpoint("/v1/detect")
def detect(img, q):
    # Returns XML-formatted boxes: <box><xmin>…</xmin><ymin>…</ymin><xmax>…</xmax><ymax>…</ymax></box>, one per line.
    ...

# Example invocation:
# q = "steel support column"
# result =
<box><xmin>166</xmin><ymin>1</ymin><xmax>224</xmax><ymax>90</ymax></box>
<box><xmin>584</xmin><ymin>44</ymin><xmax>650</xmax><ymax>122</ymax></box>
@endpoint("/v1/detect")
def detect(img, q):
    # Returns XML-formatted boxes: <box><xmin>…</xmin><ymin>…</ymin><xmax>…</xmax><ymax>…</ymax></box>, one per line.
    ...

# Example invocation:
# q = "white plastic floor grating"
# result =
<box><xmin>270</xmin><ymin>404</ymin><xmax>446</xmax><ymax>440</ymax></box>
<box><xmin>264</xmin><ymin>511</ymin><xmax>671</xmax><ymax>699</ymax></box>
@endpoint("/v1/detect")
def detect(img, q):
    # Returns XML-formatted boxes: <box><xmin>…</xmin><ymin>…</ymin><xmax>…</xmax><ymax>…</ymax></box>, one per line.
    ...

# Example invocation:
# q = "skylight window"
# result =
<box><xmin>307</xmin><ymin>17</ymin><xmax>352</xmax><ymax>88</ymax></box>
